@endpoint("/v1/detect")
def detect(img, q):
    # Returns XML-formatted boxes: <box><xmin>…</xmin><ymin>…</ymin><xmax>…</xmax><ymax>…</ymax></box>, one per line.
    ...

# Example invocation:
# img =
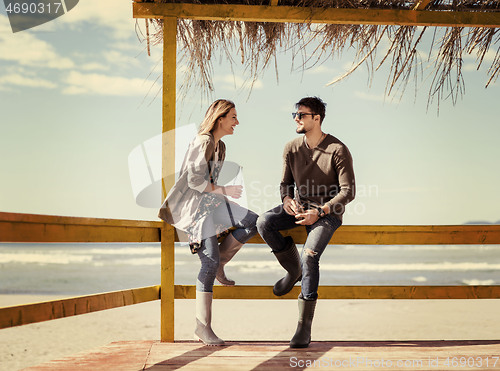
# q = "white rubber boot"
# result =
<box><xmin>194</xmin><ymin>291</ymin><xmax>225</xmax><ymax>346</ymax></box>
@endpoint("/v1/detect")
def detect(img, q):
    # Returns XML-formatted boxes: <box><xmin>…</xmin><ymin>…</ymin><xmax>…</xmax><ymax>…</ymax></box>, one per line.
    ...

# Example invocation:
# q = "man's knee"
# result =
<box><xmin>256</xmin><ymin>213</ymin><xmax>269</xmax><ymax>234</ymax></box>
<box><xmin>302</xmin><ymin>248</ymin><xmax>320</xmax><ymax>267</ymax></box>
<box><xmin>304</xmin><ymin>248</ymin><xmax>318</xmax><ymax>257</ymax></box>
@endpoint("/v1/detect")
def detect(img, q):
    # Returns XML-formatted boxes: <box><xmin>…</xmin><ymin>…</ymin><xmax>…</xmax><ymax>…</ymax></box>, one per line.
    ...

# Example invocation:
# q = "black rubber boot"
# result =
<box><xmin>290</xmin><ymin>295</ymin><xmax>317</xmax><ymax>348</ymax></box>
<box><xmin>272</xmin><ymin>236</ymin><xmax>302</xmax><ymax>296</ymax></box>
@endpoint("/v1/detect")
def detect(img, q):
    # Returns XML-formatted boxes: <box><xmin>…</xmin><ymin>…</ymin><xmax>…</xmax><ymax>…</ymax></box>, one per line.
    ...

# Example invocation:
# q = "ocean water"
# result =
<box><xmin>0</xmin><ymin>243</ymin><xmax>499</xmax><ymax>296</ymax></box>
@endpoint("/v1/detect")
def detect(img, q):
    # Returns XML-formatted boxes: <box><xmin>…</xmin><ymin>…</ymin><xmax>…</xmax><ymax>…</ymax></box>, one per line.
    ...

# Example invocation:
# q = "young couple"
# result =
<box><xmin>159</xmin><ymin>97</ymin><xmax>356</xmax><ymax>348</ymax></box>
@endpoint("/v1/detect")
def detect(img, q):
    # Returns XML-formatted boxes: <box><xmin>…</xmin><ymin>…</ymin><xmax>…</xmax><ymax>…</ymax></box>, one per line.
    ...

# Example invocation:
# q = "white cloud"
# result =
<box><xmin>0</xmin><ymin>73</ymin><xmax>57</xmax><ymax>89</ymax></box>
<box><xmin>463</xmin><ymin>63</ymin><xmax>478</xmax><ymax>72</ymax></box>
<box><xmin>59</xmin><ymin>0</ymin><xmax>137</xmax><ymax>40</ymax></box>
<box><xmin>0</xmin><ymin>15</ymin><xmax>74</xmax><ymax>69</ymax></box>
<box><xmin>213</xmin><ymin>74</ymin><xmax>264</xmax><ymax>91</ymax></box>
<box><xmin>62</xmin><ymin>71</ymin><xmax>160</xmax><ymax>96</ymax></box>
<box><xmin>104</xmin><ymin>50</ymin><xmax>142</xmax><ymax>69</ymax></box>
<box><xmin>354</xmin><ymin>91</ymin><xmax>388</xmax><ymax>103</ymax></box>
<box><xmin>80</xmin><ymin>62</ymin><xmax>109</xmax><ymax>71</ymax></box>
<box><xmin>304</xmin><ymin>65</ymin><xmax>337</xmax><ymax>75</ymax></box>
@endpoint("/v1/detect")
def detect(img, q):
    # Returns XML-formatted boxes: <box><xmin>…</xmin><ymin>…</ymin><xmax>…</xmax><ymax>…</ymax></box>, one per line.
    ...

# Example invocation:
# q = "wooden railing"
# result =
<box><xmin>1</xmin><ymin>212</ymin><xmax>500</xmax><ymax>338</ymax></box>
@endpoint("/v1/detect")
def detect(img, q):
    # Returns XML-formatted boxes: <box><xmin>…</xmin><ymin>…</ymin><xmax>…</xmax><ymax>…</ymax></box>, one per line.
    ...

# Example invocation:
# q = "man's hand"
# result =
<box><xmin>295</xmin><ymin>209</ymin><xmax>320</xmax><ymax>225</ymax></box>
<box><xmin>283</xmin><ymin>196</ymin><xmax>302</xmax><ymax>216</ymax></box>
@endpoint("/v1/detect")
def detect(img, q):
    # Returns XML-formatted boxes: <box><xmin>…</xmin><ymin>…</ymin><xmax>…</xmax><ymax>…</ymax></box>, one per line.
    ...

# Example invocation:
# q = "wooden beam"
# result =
<box><xmin>246</xmin><ymin>225</ymin><xmax>500</xmax><ymax>245</ymax></box>
<box><xmin>0</xmin><ymin>212</ymin><xmax>161</xmax><ymax>243</ymax></box>
<box><xmin>413</xmin><ymin>0</ymin><xmax>432</xmax><ymax>11</ymax></box>
<box><xmin>133</xmin><ymin>3</ymin><xmax>500</xmax><ymax>28</ymax></box>
<box><xmin>174</xmin><ymin>285</ymin><xmax>500</xmax><ymax>300</ymax></box>
<box><xmin>2</xmin><ymin>213</ymin><xmax>499</xmax><ymax>245</ymax></box>
<box><xmin>160</xmin><ymin>16</ymin><xmax>177</xmax><ymax>344</ymax></box>
<box><xmin>0</xmin><ymin>285</ymin><xmax>160</xmax><ymax>329</ymax></box>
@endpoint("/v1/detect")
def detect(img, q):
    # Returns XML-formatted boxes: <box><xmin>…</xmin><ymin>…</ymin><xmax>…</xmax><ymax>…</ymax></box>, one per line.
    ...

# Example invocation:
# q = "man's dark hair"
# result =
<box><xmin>296</xmin><ymin>96</ymin><xmax>327</xmax><ymax>124</ymax></box>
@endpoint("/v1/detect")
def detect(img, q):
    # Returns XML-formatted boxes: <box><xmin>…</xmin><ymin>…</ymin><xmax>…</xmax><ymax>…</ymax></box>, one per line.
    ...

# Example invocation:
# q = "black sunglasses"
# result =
<box><xmin>292</xmin><ymin>112</ymin><xmax>317</xmax><ymax>120</ymax></box>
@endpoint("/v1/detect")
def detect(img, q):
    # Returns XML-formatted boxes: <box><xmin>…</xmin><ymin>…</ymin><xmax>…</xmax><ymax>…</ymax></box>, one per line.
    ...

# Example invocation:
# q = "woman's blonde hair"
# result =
<box><xmin>198</xmin><ymin>99</ymin><xmax>235</xmax><ymax>135</ymax></box>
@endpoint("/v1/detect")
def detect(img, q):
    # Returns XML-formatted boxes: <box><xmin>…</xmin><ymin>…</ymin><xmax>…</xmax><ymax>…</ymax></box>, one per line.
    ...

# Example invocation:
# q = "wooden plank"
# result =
<box><xmin>133</xmin><ymin>3</ymin><xmax>500</xmax><ymax>28</ymax></box>
<box><xmin>0</xmin><ymin>212</ymin><xmax>161</xmax><ymax>243</ymax></box>
<box><xmin>24</xmin><ymin>341</ymin><xmax>155</xmax><ymax>371</ymax></box>
<box><xmin>0</xmin><ymin>285</ymin><xmax>160</xmax><ymax>329</ymax></box>
<box><xmin>174</xmin><ymin>285</ymin><xmax>500</xmax><ymax>300</ymax></box>
<box><xmin>246</xmin><ymin>225</ymin><xmax>500</xmax><ymax>245</ymax></box>
<box><xmin>2</xmin><ymin>212</ymin><xmax>499</xmax><ymax>245</ymax></box>
<box><xmin>2</xmin><ymin>212</ymin><xmax>499</xmax><ymax>244</ymax></box>
<box><xmin>0</xmin><ymin>212</ymin><xmax>162</xmax><ymax>228</ymax></box>
<box><xmin>161</xmin><ymin>16</ymin><xmax>177</xmax><ymax>344</ymax></box>
<box><xmin>28</xmin><ymin>340</ymin><xmax>500</xmax><ymax>370</ymax></box>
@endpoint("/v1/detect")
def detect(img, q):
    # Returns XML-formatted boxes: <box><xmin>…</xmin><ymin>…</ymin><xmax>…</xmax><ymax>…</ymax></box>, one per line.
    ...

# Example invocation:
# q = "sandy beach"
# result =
<box><xmin>1</xmin><ymin>295</ymin><xmax>500</xmax><ymax>370</ymax></box>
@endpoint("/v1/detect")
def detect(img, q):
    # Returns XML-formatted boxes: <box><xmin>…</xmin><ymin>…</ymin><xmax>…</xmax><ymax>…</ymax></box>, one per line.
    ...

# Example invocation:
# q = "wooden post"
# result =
<box><xmin>161</xmin><ymin>16</ymin><xmax>177</xmax><ymax>343</ymax></box>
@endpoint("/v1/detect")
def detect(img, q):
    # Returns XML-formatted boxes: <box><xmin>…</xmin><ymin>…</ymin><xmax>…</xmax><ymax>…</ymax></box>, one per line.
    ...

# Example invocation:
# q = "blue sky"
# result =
<box><xmin>1</xmin><ymin>1</ymin><xmax>499</xmax><ymax>225</ymax></box>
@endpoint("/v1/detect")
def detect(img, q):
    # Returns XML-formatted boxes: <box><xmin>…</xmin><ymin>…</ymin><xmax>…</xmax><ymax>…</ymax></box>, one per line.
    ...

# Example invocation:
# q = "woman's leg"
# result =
<box><xmin>196</xmin><ymin>234</ymin><xmax>220</xmax><ymax>292</ymax></box>
<box><xmin>194</xmin><ymin>218</ymin><xmax>224</xmax><ymax>345</ymax></box>
<box><xmin>212</xmin><ymin>201</ymin><xmax>258</xmax><ymax>285</ymax></box>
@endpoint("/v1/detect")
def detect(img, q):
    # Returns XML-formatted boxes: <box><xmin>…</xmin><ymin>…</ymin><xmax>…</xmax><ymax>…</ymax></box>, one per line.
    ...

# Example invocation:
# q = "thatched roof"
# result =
<box><xmin>137</xmin><ymin>0</ymin><xmax>500</xmax><ymax>107</ymax></box>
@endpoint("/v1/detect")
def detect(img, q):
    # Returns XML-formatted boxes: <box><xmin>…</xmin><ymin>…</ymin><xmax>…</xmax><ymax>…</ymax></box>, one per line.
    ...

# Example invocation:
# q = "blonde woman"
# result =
<box><xmin>159</xmin><ymin>99</ymin><xmax>257</xmax><ymax>345</ymax></box>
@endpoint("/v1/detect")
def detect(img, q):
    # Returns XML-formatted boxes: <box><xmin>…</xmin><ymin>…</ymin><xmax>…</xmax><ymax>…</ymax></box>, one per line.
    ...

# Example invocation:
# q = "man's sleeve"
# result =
<box><xmin>279</xmin><ymin>144</ymin><xmax>295</xmax><ymax>202</ymax></box>
<box><xmin>325</xmin><ymin>144</ymin><xmax>355</xmax><ymax>215</ymax></box>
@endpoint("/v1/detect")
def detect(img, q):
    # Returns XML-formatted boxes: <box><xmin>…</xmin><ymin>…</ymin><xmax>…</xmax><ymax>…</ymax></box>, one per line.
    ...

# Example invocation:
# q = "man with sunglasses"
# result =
<box><xmin>256</xmin><ymin>96</ymin><xmax>355</xmax><ymax>348</ymax></box>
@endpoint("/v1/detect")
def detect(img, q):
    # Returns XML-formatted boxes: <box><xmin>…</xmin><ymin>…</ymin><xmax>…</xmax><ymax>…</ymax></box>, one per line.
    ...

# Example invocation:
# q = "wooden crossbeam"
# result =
<box><xmin>0</xmin><ymin>285</ymin><xmax>160</xmax><ymax>329</ymax></box>
<box><xmin>0</xmin><ymin>212</ymin><xmax>161</xmax><ymax>243</ymax></box>
<box><xmin>259</xmin><ymin>224</ymin><xmax>500</xmax><ymax>245</ymax></box>
<box><xmin>2</xmin><ymin>212</ymin><xmax>500</xmax><ymax>245</ymax></box>
<box><xmin>174</xmin><ymin>285</ymin><xmax>500</xmax><ymax>300</ymax></box>
<box><xmin>133</xmin><ymin>2</ymin><xmax>500</xmax><ymax>28</ymax></box>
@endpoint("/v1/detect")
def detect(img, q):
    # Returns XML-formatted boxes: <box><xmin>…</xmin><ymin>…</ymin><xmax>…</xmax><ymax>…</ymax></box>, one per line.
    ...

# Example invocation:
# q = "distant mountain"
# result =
<box><xmin>464</xmin><ymin>220</ymin><xmax>500</xmax><ymax>225</ymax></box>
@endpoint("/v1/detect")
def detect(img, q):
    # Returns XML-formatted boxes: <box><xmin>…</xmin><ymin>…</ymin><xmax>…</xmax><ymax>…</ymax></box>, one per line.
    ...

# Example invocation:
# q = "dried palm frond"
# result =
<box><xmin>139</xmin><ymin>0</ymin><xmax>500</xmax><ymax>107</ymax></box>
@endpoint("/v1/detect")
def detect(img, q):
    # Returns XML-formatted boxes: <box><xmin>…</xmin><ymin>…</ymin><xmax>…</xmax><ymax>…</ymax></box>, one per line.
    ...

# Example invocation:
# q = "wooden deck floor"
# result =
<box><xmin>24</xmin><ymin>340</ymin><xmax>500</xmax><ymax>370</ymax></box>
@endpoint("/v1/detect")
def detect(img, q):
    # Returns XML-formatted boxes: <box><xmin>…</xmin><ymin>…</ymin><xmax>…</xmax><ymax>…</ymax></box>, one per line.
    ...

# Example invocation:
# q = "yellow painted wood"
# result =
<box><xmin>0</xmin><ymin>212</ymin><xmax>161</xmax><ymax>243</ymax></box>
<box><xmin>133</xmin><ymin>3</ymin><xmax>500</xmax><ymax>28</ymax></box>
<box><xmin>246</xmin><ymin>225</ymin><xmax>500</xmax><ymax>245</ymax></box>
<box><xmin>0</xmin><ymin>212</ymin><xmax>162</xmax><ymax>228</ymax></box>
<box><xmin>161</xmin><ymin>224</ymin><xmax>175</xmax><ymax>343</ymax></box>
<box><xmin>174</xmin><ymin>285</ymin><xmax>500</xmax><ymax>300</ymax></box>
<box><xmin>0</xmin><ymin>285</ymin><xmax>160</xmax><ymax>329</ymax></box>
<box><xmin>2</xmin><ymin>212</ymin><xmax>499</xmax><ymax>245</ymax></box>
<box><xmin>160</xmin><ymin>16</ymin><xmax>177</xmax><ymax>343</ymax></box>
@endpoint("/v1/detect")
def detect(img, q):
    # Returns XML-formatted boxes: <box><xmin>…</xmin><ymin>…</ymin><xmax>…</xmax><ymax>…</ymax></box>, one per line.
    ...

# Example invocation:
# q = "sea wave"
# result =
<box><xmin>0</xmin><ymin>253</ymin><xmax>93</xmax><ymax>265</ymax></box>
<box><xmin>461</xmin><ymin>279</ymin><xmax>496</xmax><ymax>285</ymax></box>
<box><xmin>232</xmin><ymin>261</ymin><xmax>500</xmax><ymax>272</ymax></box>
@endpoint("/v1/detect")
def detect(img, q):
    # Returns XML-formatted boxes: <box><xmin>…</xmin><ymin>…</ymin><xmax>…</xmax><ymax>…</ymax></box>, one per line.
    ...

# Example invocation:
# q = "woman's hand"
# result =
<box><xmin>223</xmin><ymin>185</ymin><xmax>243</xmax><ymax>199</ymax></box>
